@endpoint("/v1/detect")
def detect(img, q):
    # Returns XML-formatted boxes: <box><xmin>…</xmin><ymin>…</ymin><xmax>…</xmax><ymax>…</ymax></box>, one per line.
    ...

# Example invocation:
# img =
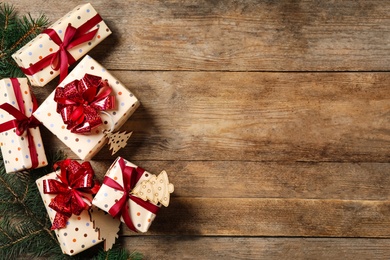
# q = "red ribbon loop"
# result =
<box><xmin>102</xmin><ymin>158</ymin><xmax>160</xmax><ymax>232</ymax></box>
<box><xmin>0</xmin><ymin>103</ymin><xmax>41</xmax><ymax>135</ymax></box>
<box><xmin>21</xmin><ymin>14</ymin><xmax>102</xmax><ymax>83</ymax></box>
<box><xmin>54</xmin><ymin>73</ymin><xmax>116</xmax><ymax>133</ymax></box>
<box><xmin>0</xmin><ymin>79</ymin><xmax>40</xmax><ymax>169</ymax></box>
<box><xmin>43</xmin><ymin>159</ymin><xmax>100</xmax><ymax>230</ymax></box>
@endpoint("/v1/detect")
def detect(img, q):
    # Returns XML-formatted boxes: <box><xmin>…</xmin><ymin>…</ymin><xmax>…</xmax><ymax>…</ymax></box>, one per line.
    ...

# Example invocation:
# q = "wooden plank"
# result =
<box><xmin>88</xmin><ymin>160</ymin><xmax>390</xmax><ymax>201</ymax></box>
<box><xmin>121</xmin><ymin>198</ymin><xmax>390</xmax><ymax>237</ymax></box>
<box><xmin>10</xmin><ymin>0</ymin><xmax>390</xmax><ymax>71</ymax></box>
<box><xmin>34</xmin><ymin>71</ymin><xmax>390</xmax><ymax>162</ymax></box>
<box><xmin>122</xmin><ymin>237</ymin><xmax>390</xmax><ymax>260</ymax></box>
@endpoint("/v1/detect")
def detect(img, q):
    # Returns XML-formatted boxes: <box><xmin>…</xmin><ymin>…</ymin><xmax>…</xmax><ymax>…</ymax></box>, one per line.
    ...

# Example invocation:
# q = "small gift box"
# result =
<box><xmin>33</xmin><ymin>55</ymin><xmax>139</xmax><ymax>160</ymax></box>
<box><xmin>12</xmin><ymin>3</ymin><xmax>111</xmax><ymax>86</ymax></box>
<box><xmin>36</xmin><ymin>159</ymin><xmax>120</xmax><ymax>256</ymax></box>
<box><xmin>0</xmin><ymin>78</ymin><xmax>47</xmax><ymax>173</ymax></box>
<box><xmin>93</xmin><ymin>157</ymin><xmax>174</xmax><ymax>233</ymax></box>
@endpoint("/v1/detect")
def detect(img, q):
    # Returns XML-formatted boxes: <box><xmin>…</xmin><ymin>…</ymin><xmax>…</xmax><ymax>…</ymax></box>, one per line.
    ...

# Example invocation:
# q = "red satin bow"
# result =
<box><xmin>0</xmin><ymin>103</ymin><xmax>41</xmax><ymax>136</ymax></box>
<box><xmin>102</xmin><ymin>158</ymin><xmax>160</xmax><ymax>232</ymax></box>
<box><xmin>43</xmin><ymin>159</ymin><xmax>100</xmax><ymax>230</ymax></box>
<box><xmin>0</xmin><ymin>78</ymin><xmax>40</xmax><ymax>169</ymax></box>
<box><xmin>54</xmin><ymin>73</ymin><xmax>115</xmax><ymax>133</ymax></box>
<box><xmin>21</xmin><ymin>14</ymin><xmax>103</xmax><ymax>83</ymax></box>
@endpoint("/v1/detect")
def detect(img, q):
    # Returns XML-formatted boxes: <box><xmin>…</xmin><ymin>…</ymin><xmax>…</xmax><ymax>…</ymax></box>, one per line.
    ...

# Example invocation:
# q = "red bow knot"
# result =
<box><xmin>0</xmin><ymin>103</ymin><xmax>41</xmax><ymax>136</ymax></box>
<box><xmin>43</xmin><ymin>159</ymin><xmax>100</xmax><ymax>230</ymax></box>
<box><xmin>0</xmin><ymin>78</ymin><xmax>40</xmax><ymax>169</ymax></box>
<box><xmin>47</xmin><ymin>25</ymin><xmax>78</xmax><ymax>82</ymax></box>
<box><xmin>21</xmin><ymin>14</ymin><xmax>103</xmax><ymax>83</ymax></box>
<box><xmin>54</xmin><ymin>73</ymin><xmax>116</xmax><ymax>133</ymax></box>
<box><xmin>102</xmin><ymin>158</ymin><xmax>160</xmax><ymax>232</ymax></box>
<box><xmin>15</xmin><ymin>113</ymin><xmax>41</xmax><ymax>136</ymax></box>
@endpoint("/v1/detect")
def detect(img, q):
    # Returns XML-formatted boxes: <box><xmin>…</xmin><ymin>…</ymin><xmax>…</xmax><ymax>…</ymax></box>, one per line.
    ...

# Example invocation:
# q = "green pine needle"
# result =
<box><xmin>0</xmin><ymin>2</ymin><xmax>49</xmax><ymax>79</ymax></box>
<box><xmin>0</xmin><ymin>4</ymin><xmax>142</xmax><ymax>259</ymax></box>
<box><xmin>0</xmin><ymin>149</ymin><xmax>141</xmax><ymax>259</ymax></box>
<box><xmin>0</xmin><ymin>152</ymin><xmax>62</xmax><ymax>259</ymax></box>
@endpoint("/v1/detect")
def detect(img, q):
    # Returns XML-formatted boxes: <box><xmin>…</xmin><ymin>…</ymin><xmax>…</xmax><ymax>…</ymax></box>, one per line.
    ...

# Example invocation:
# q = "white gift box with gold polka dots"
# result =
<box><xmin>12</xmin><ymin>3</ymin><xmax>111</xmax><ymax>87</ymax></box>
<box><xmin>33</xmin><ymin>55</ymin><xmax>140</xmax><ymax>160</ymax></box>
<box><xmin>93</xmin><ymin>157</ymin><xmax>161</xmax><ymax>233</ymax></box>
<box><xmin>0</xmin><ymin>78</ymin><xmax>47</xmax><ymax>173</ymax></box>
<box><xmin>36</xmin><ymin>171</ymin><xmax>120</xmax><ymax>256</ymax></box>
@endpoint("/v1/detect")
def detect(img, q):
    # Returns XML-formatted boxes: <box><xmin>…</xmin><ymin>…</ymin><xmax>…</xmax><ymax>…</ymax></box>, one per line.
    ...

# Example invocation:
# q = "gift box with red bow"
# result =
<box><xmin>33</xmin><ymin>55</ymin><xmax>139</xmax><ymax>160</ymax></box>
<box><xmin>0</xmin><ymin>78</ymin><xmax>47</xmax><ymax>173</ymax></box>
<box><xmin>36</xmin><ymin>159</ymin><xmax>120</xmax><ymax>256</ymax></box>
<box><xmin>12</xmin><ymin>3</ymin><xmax>111</xmax><ymax>87</ymax></box>
<box><xmin>93</xmin><ymin>157</ymin><xmax>174</xmax><ymax>233</ymax></box>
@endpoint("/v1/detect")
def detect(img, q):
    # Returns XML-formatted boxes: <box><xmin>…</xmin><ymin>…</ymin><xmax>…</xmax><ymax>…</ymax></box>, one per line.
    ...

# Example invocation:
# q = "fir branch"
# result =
<box><xmin>0</xmin><ymin>170</ymin><xmax>59</xmax><ymax>259</ymax></box>
<box><xmin>0</xmin><ymin>3</ymin><xmax>143</xmax><ymax>259</ymax></box>
<box><xmin>0</xmin><ymin>3</ymin><xmax>16</xmax><ymax>54</ymax></box>
<box><xmin>0</xmin><ymin>228</ymin><xmax>43</xmax><ymax>250</ymax></box>
<box><xmin>0</xmin><ymin>171</ymin><xmax>56</xmax><ymax>244</ymax></box>
<box><xmin>0</xmin><ymin>3</ymin><xmax>49</xmax><ymax>78</ymax></box>
<box><xmin>0</xmin><ymin>221</ymin><xmax>12</xmax><ymax>241</ymax></box>
<box><xmin>0</xmin><ymin>150</ymin><xmax>141</xmax><ymax>259</ymax></box>
<box><xmin>0</xmin><ymin>3</ymin><xmax>11</xmax><ymax>50</ymax></box>
<box><xmin>0</xmin><ymin>171</ymin><xmax>20</xmax><ymax>199</ymax></box>
<box><xmin>7</xmin><ymin>13</ymin><xmax>48</xmax><ymax>56</ymax></box>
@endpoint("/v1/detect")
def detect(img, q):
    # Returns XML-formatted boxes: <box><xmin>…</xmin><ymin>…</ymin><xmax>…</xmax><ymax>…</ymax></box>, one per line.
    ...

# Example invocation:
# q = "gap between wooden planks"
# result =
<box><xmin>11</xmin><ymin>0</ymin><xmax>390</xmax><ymax>71</ymax></box>
<box><xmin>121</xmin><ymin>237</ymin><xmax>390</xmax><ymax>259</ymax></box>
<box><xmin>34</xmin><ymin>71</ymin><xmax>390</xmax><ymax>162</ymax></box>
<box><xmin>118</xmin><ymin>197</ymin><xmax>390</xmax><ymax>237</ymax></box>
<box><xmin>87</xmin><ymin>160</ymin><xmax>390</xmax><ymax>201</ymax></box>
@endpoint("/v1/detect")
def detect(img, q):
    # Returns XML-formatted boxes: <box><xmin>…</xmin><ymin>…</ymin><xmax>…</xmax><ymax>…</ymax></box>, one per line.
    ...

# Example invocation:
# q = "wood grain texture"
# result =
<box><xmin>34</xmin><ymin>71</ymin><xmax>390</xmax><ymax>162</ymax></box>
<box><xmin>9</xmin><ymin>0</ymin><xmax>390</xmax><ymax>71</ymax></box>
<box><xmin>121</xmin><ymin>198</ymin><xmax>390</xmax><ymax>237</ymax></box>
<box><xmin>88</xmin><ymin>160</ymin><xmax>390</xmax><ymax>201</ymax></box>
<box><xmin>122</xmin><ymin>237</ymin><xmax>390</xmax><ymax>260</ymax></box>
<box><xmin>4</xmin><ymin>1</ymin><xmax>390</xmax><ymax>259</ymax></box>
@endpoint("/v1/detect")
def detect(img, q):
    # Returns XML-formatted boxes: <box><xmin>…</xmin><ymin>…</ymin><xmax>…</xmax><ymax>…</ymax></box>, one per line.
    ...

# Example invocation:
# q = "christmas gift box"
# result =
<box><xmin>93</xmin><ymin>157</ymin><xmax>174</xmax><ymax>233</ymax></box>
<box><xmin>36</xmin><ymin>159</ymin><xmax>120</xmax><ymax>256</ymax></box>
<box><xmin>33</xmin><ymin>55</ymin><xmax>139</xmax><ymax>160</ymax></box>
<box><xmin>12</xmin><ymin>3</ymin><xmax>111</xmax><ymax>87</ymax></box>
<box><xmin>0</xmin><ymin>78</ymin><xmax>47</xmax><ymax>173</ymax></box>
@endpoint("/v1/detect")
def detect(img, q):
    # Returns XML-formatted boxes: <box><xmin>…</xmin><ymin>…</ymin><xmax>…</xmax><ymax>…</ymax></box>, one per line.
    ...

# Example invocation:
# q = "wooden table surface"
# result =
<box><xmin>9</xmin><ymin>1</ymin><xmax>390</xmax><ymax>259</ymax></box>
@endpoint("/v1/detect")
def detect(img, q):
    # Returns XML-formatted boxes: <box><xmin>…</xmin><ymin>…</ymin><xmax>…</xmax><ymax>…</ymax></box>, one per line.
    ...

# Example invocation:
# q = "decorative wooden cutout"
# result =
<box><xmin>132</xmin><ymin>171</ymin><xmax>174</xmax><ymax>207</ymax></box>
<box><xmin>90</xmin><ymin>206</ymin><xmax>121</xmax><ymax>251</ymax></box>
<box><xmin>105</xmin><ymin>131</ymin><xmax>133</xmax><ymax>155</ymax></box>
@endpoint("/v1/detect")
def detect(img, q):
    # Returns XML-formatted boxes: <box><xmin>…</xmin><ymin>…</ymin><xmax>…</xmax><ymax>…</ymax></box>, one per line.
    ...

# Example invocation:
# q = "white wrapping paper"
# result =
<box><xmin>33</xmin><ymin>56</ymin><xmax>139</xmax><ymax>160</ymax></box>
<box><xmin>93</xmin><ymin>157</ymin><xmax>161</xmax><ymax>233</ymax></box>
<box><xmin>12</xmin><ymin>3</ymin><xmax>111</xmax><ymax>86</ymax></box>
<box><xmin>0</xmin><ymin>78</ymin><xmax>47</xmax><ymax>173</ymax></box>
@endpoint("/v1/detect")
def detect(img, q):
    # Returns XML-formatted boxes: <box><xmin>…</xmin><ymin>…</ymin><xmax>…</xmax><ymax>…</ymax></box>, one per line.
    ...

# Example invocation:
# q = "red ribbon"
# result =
<box><xmin>0</xmin><ymin>78</ymin><xmax>40</xmax><ymax>169</ymax></box>
<box><xmin>102</xmin><ymin>158</ymin><xmax>160</xmax><ymax>232</ymax></box>
<box><xmin>21</xmin><ymin>14</ymin><xmax>102</xmax><ymax>83</ymax></box>
<box><xmin>54</xmin><ymin>73</ymin><xmax>115</xmax><ymax>133</ymax></box>
<box><xmin>43</xmin><ymin>159</ymin><xmax>100</xmax><ymax>230</ymax></box>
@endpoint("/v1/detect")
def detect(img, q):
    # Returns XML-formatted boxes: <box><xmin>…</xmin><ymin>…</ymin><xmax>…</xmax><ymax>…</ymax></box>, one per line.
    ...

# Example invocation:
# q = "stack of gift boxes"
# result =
<box><xmin>0</xmin><ymin>3</ymin><xmax>174</xmax><ymax>256</ymax></box>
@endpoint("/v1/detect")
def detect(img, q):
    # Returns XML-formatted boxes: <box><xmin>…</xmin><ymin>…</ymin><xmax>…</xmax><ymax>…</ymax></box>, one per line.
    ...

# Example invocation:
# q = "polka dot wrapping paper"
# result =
<box><xmin>93</xmin><ymin>157</ymin><xmax>161</xmax><ymax>233</ymax></box>
<box><xmin>33</xmin><ymin>55</ymin><xmax>140</xmax><ymax>160</ymax></box>
<box><xmin>36</xmin><ymin>171</ymin><xmax>121</xmax><ymax>256</ymax></box>
<box><xmin>0</xmin><ymin>78</ymin><xmax>47</xmax><ymax>173</ymax></box>
<box><xmin>12</xmin><ymin>3</ymin><xmax>111</xmax><ymax>87</ymax></box>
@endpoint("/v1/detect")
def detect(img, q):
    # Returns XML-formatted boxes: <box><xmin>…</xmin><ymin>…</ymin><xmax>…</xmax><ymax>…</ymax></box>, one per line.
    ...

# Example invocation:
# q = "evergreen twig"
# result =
<box><xmin>0</xmin><ymin>3</ymin><xmax>142</xmax><ymax>259</ymax></box>
<box><xmin>0</xmin><ymin>170</ymin><xmax>58</xmax><ymax>244</ymax></box>
<box><xmin>0</xmin><ymin>2</ymin><xmax>49</xmax><ymax>78</ymax></box>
